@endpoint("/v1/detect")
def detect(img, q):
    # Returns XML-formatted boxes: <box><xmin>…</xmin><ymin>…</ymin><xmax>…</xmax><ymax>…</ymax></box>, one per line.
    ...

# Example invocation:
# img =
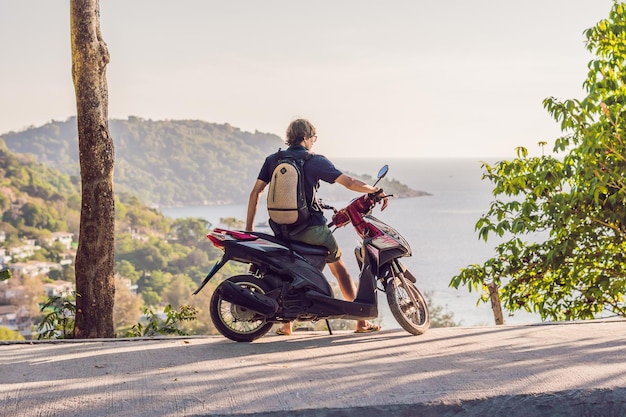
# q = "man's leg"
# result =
<box><xmin>328</xmin><ymin>258</ymin><xmax>380</xmax><ymax>333</ymax></box>
<box><xmin>327</xmin><ymin>258</ymin><xmax>357</xmax><ymax>300</ymax></box>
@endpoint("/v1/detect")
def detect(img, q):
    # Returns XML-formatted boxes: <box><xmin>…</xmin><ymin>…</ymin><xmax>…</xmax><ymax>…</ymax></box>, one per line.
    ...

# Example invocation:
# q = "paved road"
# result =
<box><xmin>1</xmin><ymin>319</ymin><xmax>625</xmax><ymax>417</ymax></box>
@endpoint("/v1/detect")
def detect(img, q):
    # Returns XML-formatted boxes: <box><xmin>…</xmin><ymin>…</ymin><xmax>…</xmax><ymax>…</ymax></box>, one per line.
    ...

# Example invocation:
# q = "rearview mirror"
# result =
<box><xmin>377</xmin><ymin>165</ymin><xmax>389</xmax><ymax>179</ymax></box>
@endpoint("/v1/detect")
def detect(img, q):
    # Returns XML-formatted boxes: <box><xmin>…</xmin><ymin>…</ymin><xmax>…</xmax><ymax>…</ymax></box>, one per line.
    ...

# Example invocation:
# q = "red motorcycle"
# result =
<box><xmin>194</xmin><ymin>165</ymin><xmax>430</xmax><ymax>342</ymax></box>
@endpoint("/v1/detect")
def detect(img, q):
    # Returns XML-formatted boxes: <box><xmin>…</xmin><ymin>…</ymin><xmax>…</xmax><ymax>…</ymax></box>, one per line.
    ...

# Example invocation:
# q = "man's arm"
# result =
<box><xmin>245</xmin><ymin>179</ymin><xmax>267</xmax><ymax>231</ymax></box>
<box><xmin>335</xmin><ymin>174</ymin><xmax>379</xmax><ymax>193</ymax></box>
<box><xmin>335</xmin><ymin>174</ymin><xmax>388</xmax><ymax>210</ymax></box>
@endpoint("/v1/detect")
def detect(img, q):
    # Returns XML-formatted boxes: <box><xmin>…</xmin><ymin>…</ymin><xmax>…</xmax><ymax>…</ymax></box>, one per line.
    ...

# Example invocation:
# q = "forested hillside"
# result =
<box><xmin>0</xmin><ymin>117</ymin><xmax>425</xmax><ymax>207</ymax></box>
<box><xmin>0</xmin><ymin>137</ymin><xmax>175</xmax><ymax>243</ymax></box>
<box><xmin>0</xmin><ymin>138</ymin><xmax>81</xmax><ymax>242</ymax></box>
<box><xmin>0</xmin><ymin>137</ymin><xmax>230</xmax><ymax>336</ymax></box>
<box><xmin>1</xmin><ymin>117</ymin><xmax>280</xmax><ymax>207</ymax></box>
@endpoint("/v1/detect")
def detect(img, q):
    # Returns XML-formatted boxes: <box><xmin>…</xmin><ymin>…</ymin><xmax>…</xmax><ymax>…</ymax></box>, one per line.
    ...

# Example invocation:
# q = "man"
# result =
<box><xmin>245</xmin><ymin>118</ymin><xmax>388</xmax><ymax>334</ymax></box>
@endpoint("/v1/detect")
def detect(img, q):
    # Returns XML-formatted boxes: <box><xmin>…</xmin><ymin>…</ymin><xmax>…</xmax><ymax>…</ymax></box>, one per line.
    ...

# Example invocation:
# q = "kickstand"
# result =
<box><xmin>326</xmin><ymin>319</ymin><xmax>333</xmax><ymax>335</ymax></box>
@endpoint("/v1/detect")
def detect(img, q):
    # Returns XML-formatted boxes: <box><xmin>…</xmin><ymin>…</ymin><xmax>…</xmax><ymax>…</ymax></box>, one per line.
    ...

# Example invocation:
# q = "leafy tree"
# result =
<box><xmin>162</xmin><ymin>274</ymin><xmax>195</xmax><ymax>309</ymax></box>
<box><xmin>129</xmin><ymin>245</ymin><xmax>169</xmax><ymax>272</ymax></box>
<box><xmin>451</xmin><ymin>2</ymin><xmax>626</xmax><ymax>321</ymax></box>
<box><xmin>115</xmin><ymin>259</ymin><xmax>141</xmax><ymax>284</ymax></box>
<box><xmin>170</xmin><ymin>247</ymin><xmax>211</xmax><ymax>273</ymax></box>
<box><xmin>185</xmin><ymin>284</ymin><xmax>218</xmax><ymax>335</ymax></box>
<box><xmin>123</xmin><ymin>304</ymin><xmax>197</xmax><ymax>337</ymax></box>
<box><xmin>113</xmin><ymin>275</ymin><xmax>144</xmax><ymax>332</ymax></box>
<box><xmin>0</xmin><ymin>326</ymin><xmax>24</xmax><ymax>341</ymax></box>
<box><xmin>220</xmin><ymin>217</ymin><xmax>244</xmax><ymax>229</ymax></box>
<box><xmin>0</xmin><ymin>268</ymin><xmax>10</xmax><ymax>281</ymax></box>
<box><xmin>37</xmin><ymin>293</ymin><xmax>76</xmax><ymax>340</ymax></box>
<box><xmin>137</xmin><ymin>270</ymin><xmax>171</xmax><ymax>307</ymax></box>
<box><xmin>48</xmin><ymin>269</ymin><xmax>63</xmax><ymax>280</ymax></box>
<box><xmin>0</xmin><ymin>192</ymin><xmax>9</xmax><ymax>212</ymax></box>
<box><xmin>171</xmin><ymin>217</ymin><xmax>211</xmax><ymax>246</ymax></box>
<box><xmin>71</xmin><ymin>0</ymin><xmax>115</xmax><ymax>338</ymax></box>
<box><xmin>37</xmin><ymin>241</ymin><xmax>67</xmax><ymax>264</ymax></box>
<box><xmin>20</xmin><ymin>202</ymin><xmax>50</xmax><ymax>229</ymax></box>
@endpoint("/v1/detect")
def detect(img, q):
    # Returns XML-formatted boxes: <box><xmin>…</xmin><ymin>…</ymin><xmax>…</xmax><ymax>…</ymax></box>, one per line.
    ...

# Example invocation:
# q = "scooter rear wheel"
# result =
<box><xmin>385</xmin><ymin>274</ymin><xmax>430</xmax><ymax>335</ymax></box>
<box><xmin>210</xmin><ymin>275</ymin><xmax>274</xmax><ymax>342</ymax></box>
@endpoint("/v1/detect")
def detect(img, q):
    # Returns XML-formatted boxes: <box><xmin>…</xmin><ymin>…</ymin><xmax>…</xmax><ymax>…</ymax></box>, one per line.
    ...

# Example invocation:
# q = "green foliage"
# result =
<box><xmin>37</xmin><ymin>293</ymin><xmax>77</xmax><ymax>339</ymax></box>
<box><xmin>220</xmin><ymin>217</ymin><xmax>244</xmax><ymax>229</ymax></box>
<box><xmin>171</xmin><ymin>217</ymin><xmax>211</xmax><ymax>245</ymax></box>
<box><xmin>137</xmin><ymin>270</ymin><xmax>171</xmax><ymax>306</ymax></box>
<box><xmin>115</xmin><ymin>260</ymin><xmax>140</xmax><ymax>284</ymax></box>
<box><xmin>0</xmin><ymin>326</ymin><xmax>24</xmax><ymax>341</ymax></box>
<box><xmin>451</xmin><ymin>2</ymin><xmax>626</xmax><ymax>321</ymax></box>
<box><xmin>123</xmin><ymin>304</ymin><xmax>198</xmax><ymax>337</ymax></box>
<box><xmin>0</xmin><ymin>139</ymin><xmax>80</xmax><ymax>239</ymax></box>
<box><xmin>0</xmin><ymin>268</ymin><xmax>10</xmax><ymax>281</ymax></box>
<box><xmin>0</xmin><ymin>129</ymin><xmax>230</xmax><ymax>336</ymax></box>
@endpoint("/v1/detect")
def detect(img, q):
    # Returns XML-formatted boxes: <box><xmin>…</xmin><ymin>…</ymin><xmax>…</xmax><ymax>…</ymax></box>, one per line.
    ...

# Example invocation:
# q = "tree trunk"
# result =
<box><xmin>70</xmin><ymin>0</ymin><xmax>115</xmax><ymax>338</ymax></box>
<box><xmin>487</xmin><ymin>282</ymin><xmax>505</xmax><ymax>325</ymax></box>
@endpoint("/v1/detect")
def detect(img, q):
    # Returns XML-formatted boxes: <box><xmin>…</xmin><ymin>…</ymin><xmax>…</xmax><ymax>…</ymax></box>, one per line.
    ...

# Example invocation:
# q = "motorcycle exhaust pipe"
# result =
<box><xmin>218</xmin><ymin>280</ymin><xmax>279</xmax><ymax>316</ymax></box>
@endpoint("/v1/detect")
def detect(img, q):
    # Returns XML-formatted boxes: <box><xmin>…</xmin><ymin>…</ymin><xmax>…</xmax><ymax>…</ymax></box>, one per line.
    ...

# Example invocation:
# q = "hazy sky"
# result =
<box><xmin>0</xmin><ymin>1</ymin><xmax>615</xmax><ymax>158</ymax></box>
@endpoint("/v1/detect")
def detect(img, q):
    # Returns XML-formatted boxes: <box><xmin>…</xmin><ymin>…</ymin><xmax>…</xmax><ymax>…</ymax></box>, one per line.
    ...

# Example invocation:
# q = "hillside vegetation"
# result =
<box><xmin>0</xmin><ymin>137</ymin><xmax>229</xmax><ymax>335</ymax></box>
<box><xmin>1</xmin><ymin>117</ymin><xmax>426</xmax><ymax>207</ymax></box>
<box><xmin>1</xmin><ymin>117</ymin><xmax>279</xmax><ymax>207</ymax></box>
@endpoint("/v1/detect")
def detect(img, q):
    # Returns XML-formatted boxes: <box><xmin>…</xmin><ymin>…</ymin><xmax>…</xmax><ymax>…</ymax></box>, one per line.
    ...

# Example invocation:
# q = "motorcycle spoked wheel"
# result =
<box><xmin>210</xmin><ymin>275</ymin><xmax>274</xmax><ymax>342</ymax></box>
<box><xmin>385</xmin><ymin>274</ymin><xmax>430</xmax><ymax>335</ymax></box>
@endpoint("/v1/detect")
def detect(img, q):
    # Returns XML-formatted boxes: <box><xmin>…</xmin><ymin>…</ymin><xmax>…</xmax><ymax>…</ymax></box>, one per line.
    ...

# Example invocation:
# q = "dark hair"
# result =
<box><xmin>285</xmin><ymin>119</ymin><xmax>316</xmax><ymax>146</ymax></box>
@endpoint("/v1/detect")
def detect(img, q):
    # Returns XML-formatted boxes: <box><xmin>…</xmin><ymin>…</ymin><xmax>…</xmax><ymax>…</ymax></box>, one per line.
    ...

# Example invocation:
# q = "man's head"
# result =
<box><xmin>286</xmin><ymin>119</ymin><xmax>316</xmax><ymax>146</ymax></box>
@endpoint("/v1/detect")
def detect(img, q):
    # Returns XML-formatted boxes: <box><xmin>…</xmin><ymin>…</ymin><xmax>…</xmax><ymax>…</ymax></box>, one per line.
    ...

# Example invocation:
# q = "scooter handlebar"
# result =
<box><xmin>327</xmin><ymin>190</ymin><xmax>393</xmax><ymax>228</ymax></box>
<box><xmin>369</xmin><ymin>189</ymin><xmax>392</xmax><ymax>204</ymax></box>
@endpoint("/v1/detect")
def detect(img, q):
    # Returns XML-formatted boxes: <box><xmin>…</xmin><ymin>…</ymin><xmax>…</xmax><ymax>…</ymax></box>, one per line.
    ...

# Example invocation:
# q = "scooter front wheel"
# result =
<box><xmin>385</xmin><ymin>274</ymin><xmax>430</xmax><ymax>335</ymax></box>
<box><xmin>210</xmin><ymin>275</ymin><xmax>274</xmax><ymax>342</ymax></box>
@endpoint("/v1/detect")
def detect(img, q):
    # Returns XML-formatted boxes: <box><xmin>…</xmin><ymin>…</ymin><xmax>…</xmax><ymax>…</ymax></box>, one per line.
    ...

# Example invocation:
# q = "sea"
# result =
<box><xmin>161</xmin><ymin>157</ymin><xmax>543</xmax><ymax>328</ymax></box>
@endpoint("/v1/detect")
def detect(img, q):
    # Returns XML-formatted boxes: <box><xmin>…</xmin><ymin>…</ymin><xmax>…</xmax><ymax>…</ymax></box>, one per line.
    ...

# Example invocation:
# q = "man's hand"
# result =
<box><xmin>379</xmin><ymin>192</ymin><xmax>389</xmax><ymax>211</ymax></box>
<box><xmin>371</xmin><ymin>188</ymin><xmax>389</xmax><ymax>211</ymax></box>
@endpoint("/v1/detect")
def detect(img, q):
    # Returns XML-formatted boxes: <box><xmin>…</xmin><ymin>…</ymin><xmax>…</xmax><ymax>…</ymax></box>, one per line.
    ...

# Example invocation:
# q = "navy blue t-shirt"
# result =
<box><xmin>258</xmin><ymin>145</ymin><xmax>342</xmax><ymax>226</ymax></box>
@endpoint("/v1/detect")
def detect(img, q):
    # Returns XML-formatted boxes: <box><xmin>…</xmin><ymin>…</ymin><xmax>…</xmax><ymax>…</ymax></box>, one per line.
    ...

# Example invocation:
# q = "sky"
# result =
<box><xmin>0</xmin><ymin>1</ymin><xmax>616</xmax><ymax>159</ymax></box>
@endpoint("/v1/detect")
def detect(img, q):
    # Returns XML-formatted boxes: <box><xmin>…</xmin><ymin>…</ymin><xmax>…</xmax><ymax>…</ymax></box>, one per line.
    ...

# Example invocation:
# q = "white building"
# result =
<box><xmin>8</xmin><ymin>261</ymin><xmax>62</xmax><ymax>279</ymax></box>
<box><xmin>43</xmin><ymin>280</ymin><xmax>74</xmax><ymax>297</ymax></box>
<box><xmin>46</xmin><ymin>232</ymin><xmax>75</xmax><ymax>250</ymax></box>
<box><xmin>0</xmin><ymin>247</ymin><xmax>11</xmax><ymax>266</ymax></box>
<box><xmin>0</xmin><ymin>305</ymin><xmax>18</xmax><ymax>330</ymax></box>
<box><xmin>9</xmin><ymin>240</ymin><xmax>41</xmax><ymax>260</ymax></box>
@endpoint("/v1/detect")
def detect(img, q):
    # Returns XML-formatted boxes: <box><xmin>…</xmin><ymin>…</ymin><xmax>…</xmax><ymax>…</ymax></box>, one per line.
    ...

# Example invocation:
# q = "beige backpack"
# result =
<box><xmin>267</xmin><ymin>151</ymin><xmax>312</xmax><ymax>235</ymax></box>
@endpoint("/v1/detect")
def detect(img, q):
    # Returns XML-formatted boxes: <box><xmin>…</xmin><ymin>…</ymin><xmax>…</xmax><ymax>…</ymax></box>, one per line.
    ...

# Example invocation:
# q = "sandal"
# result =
<box><xmin>354</xmin><ymin>322</ymin><xmax>381</xmax><ymax>333</ymax></box>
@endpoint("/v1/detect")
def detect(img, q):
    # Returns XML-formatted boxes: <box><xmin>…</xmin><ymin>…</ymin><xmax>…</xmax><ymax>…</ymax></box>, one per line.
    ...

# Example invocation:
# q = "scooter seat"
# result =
<box><xmin>252</xmin><ymin>232</ymin><xmax>329</xmax><ymax>257</ymax></box>
<box><xmin>290</xmin><ymin>241</ymin><xmax>329</xmax><ymax>257</ymax></box>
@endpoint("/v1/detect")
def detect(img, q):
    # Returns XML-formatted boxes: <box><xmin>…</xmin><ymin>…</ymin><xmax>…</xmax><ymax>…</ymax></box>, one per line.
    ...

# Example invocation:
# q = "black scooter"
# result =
<box><xmin>193</xmin><ymin>165</ymin><xmax>430</xmax><ymax>342</ymax></box>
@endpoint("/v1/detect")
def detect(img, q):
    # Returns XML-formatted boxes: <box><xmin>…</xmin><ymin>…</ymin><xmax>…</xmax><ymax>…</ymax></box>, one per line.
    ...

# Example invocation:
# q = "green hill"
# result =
<box><xmin>0</xmin><ymin>138</ymin><xmax>82</xmax><ymax>241</ymax></box>
<box><xmin>0</xmin><ymin>137</ymin><xmax>173</xmax><ymax>243</ymax></box>
<box><xmin>1</xmin><ymin>117</ymin><xmax>281</xmax><ymax>207</ymax></box>
<box><xmin>1</xmin><ymin>117</ymin><xmax>427</xmax><ymax>207</ymax></box>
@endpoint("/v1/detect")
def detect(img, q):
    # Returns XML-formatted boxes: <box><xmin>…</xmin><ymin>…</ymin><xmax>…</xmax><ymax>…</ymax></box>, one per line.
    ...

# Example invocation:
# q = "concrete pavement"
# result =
<box><xmin>1</xmin><ymin>319</ymin><xmax>625</xmax><ymax>417</ymax></box>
